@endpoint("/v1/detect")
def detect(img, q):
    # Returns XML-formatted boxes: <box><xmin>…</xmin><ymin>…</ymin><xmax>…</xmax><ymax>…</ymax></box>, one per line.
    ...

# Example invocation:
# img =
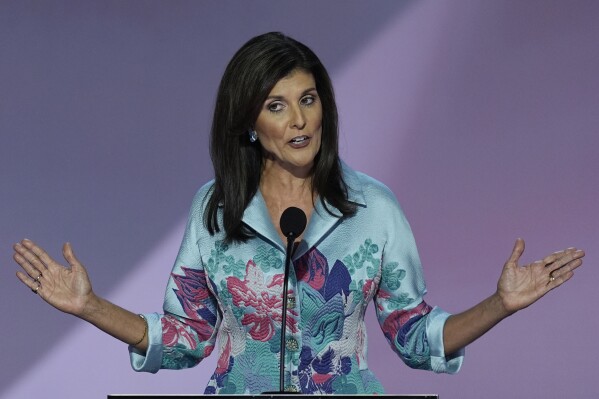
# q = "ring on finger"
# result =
<box><xmin>549</xmin><ymin>274</ymin><xmax>556</xmax><ymax>283</ymax></box>
<box><xmin>35</xmin><ymin>273</ymin><xmax>42</xmax><ymax>282</ymax></box>
<box><xmin>31</xmin><ymin>282</ymin><xmax>41</xmax><ymax>294</ymax></box>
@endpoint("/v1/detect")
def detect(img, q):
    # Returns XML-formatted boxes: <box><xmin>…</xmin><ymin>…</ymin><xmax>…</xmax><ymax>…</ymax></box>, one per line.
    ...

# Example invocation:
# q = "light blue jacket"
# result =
<box><xmin>130</xmin><ymin>163</ymin><xmax>464</xmax><ymax>394</ymax></box>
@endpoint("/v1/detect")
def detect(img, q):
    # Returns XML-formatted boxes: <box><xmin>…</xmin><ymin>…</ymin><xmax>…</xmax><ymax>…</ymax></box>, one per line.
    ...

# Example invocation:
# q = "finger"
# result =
<box><xmin>547</xmin><ymin>250</ymin><xmax>585</xmax><ymax>273</ymax></box>
<box><xmin>542</xmin><ymin>248</ymin><xmax>580</xmax><ymax>265</ymax></box>
<box><xmin>16</xmin><ymin>270</ymin><xmax>43</xmax><ymax>294</ymax></box>
<box><xmin>549</xmin><ymin>258</ymin><xmax>584</xmax><ymax>280</ymax></box>
<box><xmin>62</xmin><ymin>242</ymin><xmax>82</xmax><ymax>269</ymax></box>
<box><xmin>547</xmin><ymin>268</ymin><xmax>574</xmax><ymax>289</ymax></box>
<box><xmin>21</xmin><ymin>239</ymin><xmax>57</xmax><ymax>270</ymax></box>
<box><xmin>13</xmin><ymin>253</ymin><xmax>42</xmax><ymax>281</ymax></box>
<box><xmin>507</xmin><ymin>238</ymin><xmax>525</xmax><ymax>264</ymax></box>
<box><xmin>13</xmin><ymin>251</ymin><xmax>43</xmax><ymax>280</ymax></box>
<box><xmin>542</xmin><ymin>251</ymin><xmax>565</xmax><ymax>265</ymax></box>
<box><xmin>13</xmin><ymin>243</ymin><xmax>47</xmax><ymax>275</ymax></box>
<box><xmin>574</xmin><ymin>249</ymin><xmax>585</xmax><ymax>259</ymax></box>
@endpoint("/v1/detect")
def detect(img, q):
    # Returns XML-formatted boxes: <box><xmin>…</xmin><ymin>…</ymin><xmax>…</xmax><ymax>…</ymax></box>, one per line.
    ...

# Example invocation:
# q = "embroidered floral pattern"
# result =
<box><xmin>207</xmin><ymin>240</ymin><xmax>245</xmax><ymax>278</ymax></box>
<box><xmin>171</xmin><ymin>267</ymin><xmax>218</xmax><ymax>341</ymax></box>
<box><xmin>295</xmin><ymin>247</ymin><xmax>358</xmax><ymax>393</ymax></box>
<box><xmin>254</xmin><ymin>244</ymin><xmax>284</xmax><ymax>272</ymax></box>
<box><xmin>382</xmin><ymin>261</ymin><xmax>406</xmax><ymax>291</ymax></box>
<box><xmin>381</xmin><ymin>301</ymin><xmax>433</xmax><ymax>370</ymax></box>
<box><xmin>343</xmin><ymin>238</ymin><xmax>380</xmax><ymax>275</ymax></box>
<box><xmin>161</xmin><ymin>267</ymin><xmax>219</xmax><ymax>369</ymax></box>
<box><xmin>162</xmin><ymin>315</ymin><xmax>199</xmax><ymax>349</ymax></box>
<box><xmin>227</xmin><ymin>259</ymin><xmax>298</xmax><ymax>342</ymax></box>
<box><xmin>162</xmin><ymin>241</ymin><xmax>433</xmax><ymax>394</ymax></box>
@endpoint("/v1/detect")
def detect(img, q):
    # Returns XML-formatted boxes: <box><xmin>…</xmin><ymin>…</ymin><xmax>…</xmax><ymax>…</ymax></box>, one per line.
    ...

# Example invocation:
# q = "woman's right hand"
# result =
<box><xmin>13</xmin><ymin>239</ymin><xmax>95</xmax><ymax>317</ymax></box>
<box><xmin>14</xmin><ymin>239</ymin><xmax>148</xmax><ymax>349</ymax></box>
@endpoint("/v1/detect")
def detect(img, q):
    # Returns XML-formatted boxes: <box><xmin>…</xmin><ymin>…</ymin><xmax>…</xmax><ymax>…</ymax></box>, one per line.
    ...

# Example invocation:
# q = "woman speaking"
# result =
<box><xmin>12</xmin><ymin>32</ymin><xmax>585</xmax><ymax>395</ymax></box>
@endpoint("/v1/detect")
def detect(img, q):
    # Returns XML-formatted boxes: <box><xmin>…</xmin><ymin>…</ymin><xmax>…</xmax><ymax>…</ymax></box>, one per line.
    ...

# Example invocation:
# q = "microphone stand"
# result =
<box><xmin>263</xmin><ymin>207</ymin><xmax>306</xmax><ymax>394</ymax></box>
<box><xmin>263</xmin><ymin>233</ymin><xmax>296</xmax><ymax>394</ymax></box>
<box><xmin>278</xmin><ymin>233</ymin><xmax>296</xmax><ymax>393</ymax></box>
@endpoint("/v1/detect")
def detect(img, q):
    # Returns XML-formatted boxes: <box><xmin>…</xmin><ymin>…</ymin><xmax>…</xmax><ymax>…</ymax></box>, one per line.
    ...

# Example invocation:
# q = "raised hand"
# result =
<box><xmin>13</xmin><ymin>239</ymin><xmax>94</xmax><ymax>317</ymax></box>
<box><xmin>496</xmin><ymin>238</ymin><xmax>585</xmax><ymax>314</ymax></box>
<box><xmin>443</xmin><ymin>238</ymin><xmax>585</xmax><ymax>355</ymax></box>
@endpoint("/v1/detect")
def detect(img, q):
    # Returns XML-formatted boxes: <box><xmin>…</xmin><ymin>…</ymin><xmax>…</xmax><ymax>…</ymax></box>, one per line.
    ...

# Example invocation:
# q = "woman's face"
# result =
<box><xmin>254</xmin><ymin>69</ymin><xmax>322</xmax><ymax>177</ymax></box>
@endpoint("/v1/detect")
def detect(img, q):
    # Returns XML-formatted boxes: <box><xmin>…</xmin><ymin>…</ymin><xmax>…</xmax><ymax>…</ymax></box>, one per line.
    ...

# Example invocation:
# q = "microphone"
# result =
<box><xmin>280</xmin><ymin>206</ymin><xmax>307</xmax><ymax>240</ymax></box>
<box><xmin>272</xmin><ymin>207</ymin><xmax>306</xmax><ymax>393</ymax></box>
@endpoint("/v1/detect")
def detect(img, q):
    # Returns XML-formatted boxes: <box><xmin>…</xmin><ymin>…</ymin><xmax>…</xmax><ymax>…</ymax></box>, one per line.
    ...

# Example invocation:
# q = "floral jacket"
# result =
<box><xmin>129</xmin><ymin>164</ymin><xmax>464</xmax><ymax>394</ymax></box>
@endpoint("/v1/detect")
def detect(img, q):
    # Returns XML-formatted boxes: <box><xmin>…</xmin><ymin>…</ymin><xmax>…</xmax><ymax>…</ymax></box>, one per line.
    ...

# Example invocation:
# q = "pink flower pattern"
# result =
<box><xmin>382</xmin><ymin>301</ymin><xmax>432</xmax><ymax>340</ymax></box>
<box><xmin>165</xmin><ymin>267</ymin><xmax>218</xmax><ymax>348</ymax></box>
<box><xmin>162</xmin><ymin>315</ymin><xmax>199</xmax><ymax>349</ymax></box>
<box><xmin>227</xmin><ymin>259</ymin><xmax>298</xmax><ymax>341</ymax></box>
<box><xmin>295</xmin><ymin>247</ymin><xmax>327</xmax><ymax>290</ymax></box>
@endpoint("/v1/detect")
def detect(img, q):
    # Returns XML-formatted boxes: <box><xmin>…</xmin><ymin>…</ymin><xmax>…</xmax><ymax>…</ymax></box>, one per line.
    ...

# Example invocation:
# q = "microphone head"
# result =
<box><xmin>280</xmin><ymin>207</ymin><xmax>307</xmax><ymax>239</ymax></box>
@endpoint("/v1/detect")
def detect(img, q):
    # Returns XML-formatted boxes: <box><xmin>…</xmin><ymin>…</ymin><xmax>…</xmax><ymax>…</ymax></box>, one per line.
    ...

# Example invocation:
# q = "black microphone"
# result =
<box><xmin>272</xmin><ymin>207</ymin><xmax>306</xmax><ymax>393</ymax></box>
<box><xmin>280</xmin><ymin>206</ymin><xmax>307</xmax><ymax>240</ymax></box>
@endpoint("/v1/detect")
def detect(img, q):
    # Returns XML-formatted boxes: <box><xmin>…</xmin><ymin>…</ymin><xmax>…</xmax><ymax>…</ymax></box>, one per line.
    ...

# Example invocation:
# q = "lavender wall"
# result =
<box><xmin>1</xmin><ymin>1</ymin><xmax>597</xmax><ymax>398</ymax></box>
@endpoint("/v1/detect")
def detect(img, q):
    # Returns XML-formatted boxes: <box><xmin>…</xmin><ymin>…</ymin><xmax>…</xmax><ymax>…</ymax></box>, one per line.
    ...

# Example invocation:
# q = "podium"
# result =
<box><xmin>108</xmin><ymin>395</ymin><xmax>438</xmax><ymax>398</ymax></box>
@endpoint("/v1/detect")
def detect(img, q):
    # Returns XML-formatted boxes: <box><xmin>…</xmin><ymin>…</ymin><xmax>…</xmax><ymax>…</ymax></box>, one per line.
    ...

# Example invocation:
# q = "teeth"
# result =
<box><xmin>291</xmin><ymin>136</ymin><xmax>308</xmax><ymax>144</ymax></box>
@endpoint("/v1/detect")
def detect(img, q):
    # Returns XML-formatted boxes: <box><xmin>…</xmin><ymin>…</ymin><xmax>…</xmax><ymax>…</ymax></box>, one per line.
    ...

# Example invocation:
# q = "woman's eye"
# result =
<box><xmin>301</xmin><ymin>95</ymin><xmax>316</xmax><ymax>106</ymax></box>
<box><xmin>268</xmin><ymin>102</ymin><xmax>285</xmax><ymax>113</ymax></box>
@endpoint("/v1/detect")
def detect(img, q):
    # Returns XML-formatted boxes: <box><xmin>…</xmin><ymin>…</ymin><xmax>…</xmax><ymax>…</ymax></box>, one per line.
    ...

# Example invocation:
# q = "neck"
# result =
<box><xmin>259</xmin><ymin>161</ymin><xmax>315</xmax><ymax>241</ymax></box>
<box><xmin>260</xmin><ymin>160</ymin><xmax>313</xmax><ymax>200</ymax></box>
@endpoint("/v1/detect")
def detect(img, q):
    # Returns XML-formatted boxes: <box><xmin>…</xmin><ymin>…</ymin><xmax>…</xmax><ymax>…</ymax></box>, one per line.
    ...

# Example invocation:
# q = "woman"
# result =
<box><xmin>13</xmin><ymin>32</ymin><xmax>584</xmax><ymax>394</ymax></box>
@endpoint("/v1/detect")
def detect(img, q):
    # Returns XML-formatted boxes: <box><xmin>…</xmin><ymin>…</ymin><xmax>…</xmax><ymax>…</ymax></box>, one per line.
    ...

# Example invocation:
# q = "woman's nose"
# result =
<box><xmin>289</xmin><ymin>105</ymin><xmax>306</xmax><ymax>130</ymax></box>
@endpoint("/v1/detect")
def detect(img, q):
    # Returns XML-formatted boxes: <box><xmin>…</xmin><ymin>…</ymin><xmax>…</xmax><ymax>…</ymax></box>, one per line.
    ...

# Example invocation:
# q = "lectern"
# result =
<box><xmin>108</xmin><ymin>395</ymin><xmax>438</xmax><ymax>398</ymax></box>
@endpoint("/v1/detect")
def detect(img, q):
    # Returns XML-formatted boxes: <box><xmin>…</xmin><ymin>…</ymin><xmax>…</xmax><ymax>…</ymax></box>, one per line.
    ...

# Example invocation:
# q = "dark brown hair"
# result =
<box><xmin>206</xmin><ymin>32</ymin><xmax>356</xmax><ymax>242</ymax></box>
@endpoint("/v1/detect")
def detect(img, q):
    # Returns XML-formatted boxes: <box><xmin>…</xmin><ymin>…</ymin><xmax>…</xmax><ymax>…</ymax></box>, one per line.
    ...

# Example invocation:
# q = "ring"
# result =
<box><xmin>31</xmin><ymin>282</ymin><xmax>41</xmax><ymax>294</ymax></box>
<box><xmin>549</xmin><ymin>275</ymin><xmax>556</xmax><ymax>283</ymax></box>
<box><xmin>35</xmin><ymin>273</ymin><xmax>42</xmax><ymax>282</ymax></box>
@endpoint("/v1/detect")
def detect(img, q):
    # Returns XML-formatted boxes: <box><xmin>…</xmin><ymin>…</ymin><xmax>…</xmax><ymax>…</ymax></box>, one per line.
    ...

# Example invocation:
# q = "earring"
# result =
<box><xmin>248</xmin><ymin>129</ymin><xmax>258</xmax><ymax>143</ymax></box>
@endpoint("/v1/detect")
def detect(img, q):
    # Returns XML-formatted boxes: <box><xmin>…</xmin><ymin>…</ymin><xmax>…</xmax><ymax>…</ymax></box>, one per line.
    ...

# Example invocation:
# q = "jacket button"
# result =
<box><xmin>285</xmin><ymin>337</ymin><xmax>299</xmax><ymax>351</ymax></box>
<box><xmin>285</xmin><ymin>385</ymin><xmax>299</xmax><ymax>393</ymax></box>
<box><xmin>287</xmin><ymin>295</ymin><xmax>296</xmax><ymax>309</ymax></box>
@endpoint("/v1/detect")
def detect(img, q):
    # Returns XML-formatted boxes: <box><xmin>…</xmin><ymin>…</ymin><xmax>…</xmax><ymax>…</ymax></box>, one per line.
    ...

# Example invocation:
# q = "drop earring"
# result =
<box><xmin>248</xmin><ymin>129</ymin><xmax>258</xmax><ymax>143</ymax></box>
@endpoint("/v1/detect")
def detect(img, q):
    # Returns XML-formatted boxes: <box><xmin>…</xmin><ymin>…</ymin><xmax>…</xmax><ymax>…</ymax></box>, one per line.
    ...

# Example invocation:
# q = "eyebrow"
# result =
<box><xmin>265</xmin><ymin>87</ymin><xmax>317</xmax><ymax>101</ymax></box>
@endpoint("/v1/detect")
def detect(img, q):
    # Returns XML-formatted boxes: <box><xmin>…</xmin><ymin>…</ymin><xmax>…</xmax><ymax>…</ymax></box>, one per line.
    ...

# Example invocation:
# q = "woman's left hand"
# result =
<box><xmin>497</xmin><ymin>238</ymin><xmax>585</xmax><ymax>314</ymax></box>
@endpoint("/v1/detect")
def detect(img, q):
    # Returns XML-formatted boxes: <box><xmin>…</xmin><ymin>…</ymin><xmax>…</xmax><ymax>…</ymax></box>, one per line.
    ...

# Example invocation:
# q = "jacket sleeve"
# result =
<box><xmin>374</xmin><ymin>193</ymin><xmax>464</xmax><ymax>373</ymax></box>
<box><xmin>129</xmin><ymin>187</ymin><xmax>221</xmax><ymax>372</ymax></box>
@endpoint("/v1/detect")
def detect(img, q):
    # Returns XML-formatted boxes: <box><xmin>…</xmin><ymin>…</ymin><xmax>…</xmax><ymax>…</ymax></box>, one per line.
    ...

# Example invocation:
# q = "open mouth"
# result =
<box><xmin>289</xmin><ymin>135</ymin><xmax>309</xmax><ymax>144</ymax></box>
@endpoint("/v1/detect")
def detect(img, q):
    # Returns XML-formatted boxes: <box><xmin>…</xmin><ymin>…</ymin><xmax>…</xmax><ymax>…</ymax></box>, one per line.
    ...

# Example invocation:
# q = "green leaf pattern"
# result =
<box><xmin>382</xmin><ymin>261</ymin><xmax>406</xmax><ymax>291</ymax></box>
<box><xmin>381</xmin><ymin>262</ymin><xmax>414</xmax><ymax>309</ymax></box>
<box><xmin>344</xmin><ymin>239</ymin><xmax>381</xmax><ymax>304</ymax></box>
<box><xmin>253</xmin><ymin>245</ymin><xmax>283</xmax><ymax>272</ymax></box>
<box><xmin>342</xmin><ymin>239</ymin><xmax>379</xmax><ymax>275</ymax></box>
<box><xmin>207</xmin><ymin>240</ymin><xmax>245</xmax><ymax>279</ymax></box>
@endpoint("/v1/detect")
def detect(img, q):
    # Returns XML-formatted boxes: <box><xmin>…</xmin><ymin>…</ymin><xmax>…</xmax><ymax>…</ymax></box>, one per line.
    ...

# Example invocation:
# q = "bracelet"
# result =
<box><xmin>132</xmin><ymin>314</ymin><xmax>148</xmax><ymax>346</ymax></box>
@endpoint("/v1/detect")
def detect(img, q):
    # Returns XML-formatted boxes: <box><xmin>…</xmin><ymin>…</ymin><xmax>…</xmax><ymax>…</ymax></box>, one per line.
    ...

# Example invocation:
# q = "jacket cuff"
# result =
<box><xmin>128</xmin><ymin>312</ymin><xmax>163</xmax><ymax>373</ymax></box>
<box><xmin>426</xmin><ymin>306</ymin><xmax>465</xmax><ymax>374</ymax></box>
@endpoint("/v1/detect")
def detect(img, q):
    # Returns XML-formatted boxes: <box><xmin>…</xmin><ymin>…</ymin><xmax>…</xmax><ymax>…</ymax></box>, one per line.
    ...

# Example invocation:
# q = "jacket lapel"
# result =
<box><xmin>241</xmin><ymin>161</ymin><xmax>367</xmax><ymax>259</ymax></box>
<box><xmin>241</xmin><ymin>190</ymin><xmax>285</xmax><ymax>253</ymax></box>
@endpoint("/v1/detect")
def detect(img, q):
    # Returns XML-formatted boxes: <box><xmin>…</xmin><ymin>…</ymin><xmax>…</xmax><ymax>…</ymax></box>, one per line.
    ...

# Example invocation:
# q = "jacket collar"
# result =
<box><xmin>340</xmin><ymin>160</ymin><xmax>366</xmax><ymax>206</ymax></box>
<box><xmin>241</xmin><ymin>161</ymin><xmax>366</xmax><ymax>255</ymax></box>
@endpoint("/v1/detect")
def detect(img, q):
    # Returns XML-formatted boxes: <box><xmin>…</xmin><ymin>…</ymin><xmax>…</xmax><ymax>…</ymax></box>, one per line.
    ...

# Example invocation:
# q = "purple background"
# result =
<box><xmin>1</xmin><ymin>1</ymin><xmax>598</xmax><ymax>398</ymax></box>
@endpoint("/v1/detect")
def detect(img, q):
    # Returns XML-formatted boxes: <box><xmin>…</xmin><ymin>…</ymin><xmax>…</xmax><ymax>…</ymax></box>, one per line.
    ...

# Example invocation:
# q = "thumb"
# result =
<box><xmin>62</xmin><ymin>242</ymin><xmax>82</xmax><ymax>268</ymax></box>
<box><xmin>507</xmin><ymin>238</ymin><xmax>525</xmax><ymax>265</ymax></box>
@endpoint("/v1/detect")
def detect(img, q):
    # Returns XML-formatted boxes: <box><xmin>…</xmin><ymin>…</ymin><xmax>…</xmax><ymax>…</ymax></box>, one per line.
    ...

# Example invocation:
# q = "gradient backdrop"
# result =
<box><xmin>1</xmin><ymin>1</ymin><xmax>598</xmax><ymax>398</ymax></box>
